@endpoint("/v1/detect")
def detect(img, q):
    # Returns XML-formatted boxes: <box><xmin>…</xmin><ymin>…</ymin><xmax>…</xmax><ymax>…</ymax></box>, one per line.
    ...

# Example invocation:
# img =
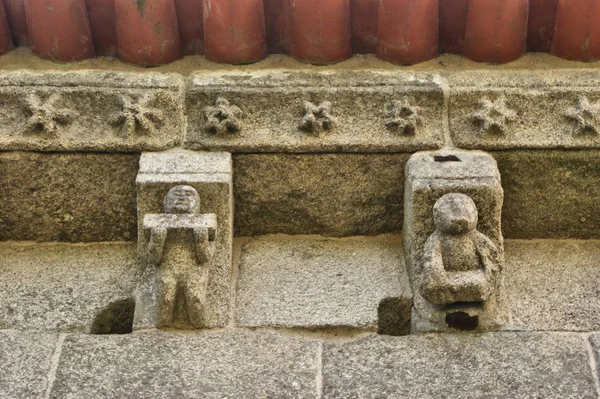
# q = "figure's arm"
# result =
<box><xmin>476</xmin><ymin>234</ymin><xmax>502</xmax><ymax>275</ymax></box>
<box><xmin>193</xmin><ymin>225</ymin><xmax>217</xmax><ymax>265</ymax></box>
<box><xmin>419</xmin><ymin>234</ymin><xmax>448</xmax><ymax>304</ymax></box>
<box><xmin>147</xmin><ymin>227</ymin><xmax>168</xmax><ymax>265</ymax></box>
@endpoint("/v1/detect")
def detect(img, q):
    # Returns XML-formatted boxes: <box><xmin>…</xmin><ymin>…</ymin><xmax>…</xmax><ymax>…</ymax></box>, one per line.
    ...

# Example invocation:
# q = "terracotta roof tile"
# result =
<box><xmin>0</xmin><ymin>0</ymin><xmax>597</xmax><ymax>65</ymax></box>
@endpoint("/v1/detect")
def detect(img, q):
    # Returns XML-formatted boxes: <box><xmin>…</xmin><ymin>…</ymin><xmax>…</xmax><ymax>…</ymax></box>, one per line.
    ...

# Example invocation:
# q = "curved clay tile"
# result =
<box><xmin>25</xmin><ymin>0</ymin><xmax>94</xmax><ymax>62</ymax></box>
<box><xmin>527</xmin><ymin>0</ymin><xmax>558</xmax><ymax>52</ymax></box>
<box><xmin>3</xmin><ymin>0</ymin><xmax>28</xmax><ymax>45</ymax></box>
<box><xmin>203</xmin><ymin>0</ymin><xmax>266</xmax><ymax>64</ymax></box>
<box><xmin>0</xmin><ymin>1</ymin><xmax>13</xmax><ymax>55</ymax></box>
<box><xmin>115</xmin><ymin>0</ymin><xmax>181</xmax><ymax>66</ymax></box>
<box><xmin>265</xmin><ymin>0</ymin><xmax>290</xmax><ymax>53</ymax></box>
<box><xmin>552</xmin><ymin>0</ymin><xmax>600</xmax><ymax>61</ymax></box>
<box><xmin>463</xmin><ymin>0</ymin><xmax>528</xmax><ymax>63</ymax></box>
<box><xmin>85</xmin><ymin>0</ymin><xmax>117</xmax><ymax>56</ymax></box>
<box><xmin>289</xmin><ymin>0</ymin><xmax>352</xmax><ymax>64</ymax></box>
<box><xmin>439</xmin><ymin>0</ymin><xmax>469</xmax><ymax>54</ymax></box>
<box><xmin>377</xmin><ymin>0</ymin><xmax>438</xmax><ymax>64</ymax></box>
<box><xmin>350</xmin><ymin>0</ymin><xmax>379</xmax><ymax>54</ymax></box>
<box><xmin>174</xmin><ymin>0</ymin><xmax>204</xmax><ymax>55</ymax></box>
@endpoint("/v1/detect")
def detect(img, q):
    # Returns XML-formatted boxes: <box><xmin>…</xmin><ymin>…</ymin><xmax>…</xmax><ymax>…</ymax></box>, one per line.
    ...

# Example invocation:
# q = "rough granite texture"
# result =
<box><xmin>185</xmin><ymin>71</ymin><xmax>444</xmax><ymax>153</ymax></box>
<box><xmin>322</xmin><ymin>333</ymin><xmax>597</xmax><ymax>398</ymax></box>
<box><xmin>0</xmin><ymin>330</ymin><xmax>58</xmax><ymax>399</ymax></box>
<box><xmin>447</xmin><ymin>70</ymin><xmax>600</xmax><ymax>149</ymax></box>
<box><xmin>0</xmin><ymin>151</ymin><xmax>139</xmax><ymax>242</ymax></box>
<box><xmin>0</xmin><ymin>242</ymin><xmax>138</xmax><ymax>332</ymax></box>
<box><xmin>235</xmin><ymin>234</ymin><xmax>411</xmax><ymax>331</ymax></box>
<box><xmin>136</xmin><ymin>150</ymin><xmax>233</xmax><ymax>328</ymax></box>
<box><xmin>50</xmin><ymin>331</ymin><xmax>319</xmax><ymax>399</ymax></box>
<box><xmin>403</xmin><ymin>150</ymin><xmax>507</xmax><ymax>332</ymax></box>
<box><xmin>493</xmin><ymin>150</ymin><xmax>600</xmax><ymax>239</ymax></box>
<box><xmin>0</xmin><ymin>71</ymin><xmax>184</xmax><ymax>151</ymax></box>
<box><xmin>506</xmin><ymin>240</ymin><xmax>600</xmax><ymax>331</ymax></box>
<box><xmin>234</xmin><ymin>153</ymin><xmax>409</xmax><ymax>237</ymax></box>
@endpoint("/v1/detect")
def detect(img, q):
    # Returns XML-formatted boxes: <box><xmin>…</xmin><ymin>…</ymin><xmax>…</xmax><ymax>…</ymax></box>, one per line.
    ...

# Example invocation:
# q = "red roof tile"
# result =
<box><xmin>0</xmin><ymin>0</ymin><xmax>597</xmax><ymax>65</ymax></box>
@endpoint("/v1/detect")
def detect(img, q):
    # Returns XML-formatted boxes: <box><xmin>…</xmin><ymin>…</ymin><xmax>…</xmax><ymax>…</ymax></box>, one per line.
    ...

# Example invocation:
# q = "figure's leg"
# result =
<box><xmin>156</xmin><ymin>271</ymin><xmax>178</xmax><ymax>328</ymax></box>
<box><xmin>183</xmin><ymin>267</ymin><xmax>210</xmax><ymax>328</ymax></box>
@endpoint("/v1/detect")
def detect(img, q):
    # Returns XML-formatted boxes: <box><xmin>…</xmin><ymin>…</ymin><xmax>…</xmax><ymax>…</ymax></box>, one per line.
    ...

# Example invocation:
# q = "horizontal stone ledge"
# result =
<box><xmin>0</xmin><ymin>71</ymin><xmax>185</xmax><ymax>152</ymax></box>
<box><xmin>447</xmin><ymin>70</ymin><xmax>600</xmax><ymax>150</ymax></box>
<box><xmin>0</xmin><ymin>69</ymin><xmax>599</xmax><ymax>152</ymax></box>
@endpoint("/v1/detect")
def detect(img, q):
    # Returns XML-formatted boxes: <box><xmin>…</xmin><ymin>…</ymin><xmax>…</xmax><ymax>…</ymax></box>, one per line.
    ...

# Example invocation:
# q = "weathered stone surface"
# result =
<box><xmin>0</xmin><ymin>71</ymin><xmax>184</xmax><ymax>151</ymax></box>
<box><xmin>493</xmin><ymin>150</ymin><xmax>600</xmax><ymax>239</ymax></box>
<box><xmin>448</xmin><ymin>70</ymin><xmax>600</xmax><ymax>149</ymax></box>
<box><xmin>234</xmin><ymin>153</ymin><xmax>409</xmax><ymax>237</ymax></box>
<box><xmin>0</xmin><ymin>152</ymin><xmax>138</xmax><ymax>242</ymax></box>
<box><xmin>185</xmin><ymin>71</ymin><xmax>444</xmax><ymax>153</ymax></box>
<box><xmin>50</xmin><ymin>331</ymin><xmax>318</xmax><ymax>399</ymax></box>
<box><xmin>137</xmin><ymin>186</ymin><xmax>219</xmax><ymax>329</ymax></box>
<box><xmin>0</xmin><ymin>242</ymin><xmax>138</xmax><ymax>332</ymax></box>
<box><xmin>404</xmin><ymin>150</ymin><xmax>507</xmax><ymax>332</ymax></box>
<box><xmin>323</xmin><ymin>333</ymin><xmax>597</xmax><ymax>398</ymax></box>
<box><xmin>235</xmin><ymin>234</ymin><xmax>411</xmax><ymax>331</ymax></box>
<box><xmin>588</xmin><ymin>334</ymin><xmax>600</xmax><ymax>380</ymax></box>
<box><xmin>136</xmin><ymin>150</ymin><xmax>233</xmax><ymax>328</ymax></box>
<box><xmin>506</xmin><ymin>240</ymin><xmax>600</xmax><ymax>331</ymax></box>
<box><xmin>0</xmin><ymin>330</ymin><xmax>58</xmax><ymax>399</ymax></box>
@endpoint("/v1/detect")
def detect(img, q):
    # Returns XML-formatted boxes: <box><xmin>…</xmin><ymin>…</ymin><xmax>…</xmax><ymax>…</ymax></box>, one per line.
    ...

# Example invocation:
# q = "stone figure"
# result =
<box><xmin>143</xmin><ymin>185</ymin><xmax>217</xmax><ymax>328</ymax></box>
<box><xmin>419</xmin><ymin>193</ymin><xmax>501</xmax><ymax>306</ymax></box>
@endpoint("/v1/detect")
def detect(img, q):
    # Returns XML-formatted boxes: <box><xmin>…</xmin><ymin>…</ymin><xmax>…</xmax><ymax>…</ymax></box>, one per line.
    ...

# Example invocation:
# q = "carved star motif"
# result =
<box><xmin>110</xmin><ymin>95</ymin><xmax>164</xmax><ymax>138</ymax></box>
<box><xmin>204</xmin><ymin>97</ymin><xmax>243</xmax><ymax>135</ymax></box>
<box><xmin>23</xmin><ymin>93</ymin><xmax>76</xmax><ymax>134</ymax></box>
<box><xmin>565</xmin><ymin>96</ymin><xmax>600</xmax><ymax>135</ymax></box>
<box><xmin>470</xmin><ymin>96</ymin><xmax>517</xmax><ymax>135</ymax></box>
<box><xmin>299</xmin><ymin>101</ymin><xmax>337</xmax><ymax>135</ymax></box>
<box><xmin>384</xmin><ymin>97</ymin><xmax>422</xmax><ymax>135</ymax></box>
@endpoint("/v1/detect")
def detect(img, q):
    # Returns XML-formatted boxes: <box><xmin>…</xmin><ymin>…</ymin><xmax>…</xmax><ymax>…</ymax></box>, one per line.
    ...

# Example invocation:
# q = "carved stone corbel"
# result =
<box><xmin>404</xmin><ymin>150</ymin><xmax>507</xmax><ymax>333</ymax></box>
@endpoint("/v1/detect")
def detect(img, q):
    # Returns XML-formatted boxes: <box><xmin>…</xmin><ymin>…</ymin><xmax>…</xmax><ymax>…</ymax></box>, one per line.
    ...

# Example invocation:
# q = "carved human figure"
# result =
<box><xmin>420</xmin><ymin>193</ymin><xmax>501</xmax><ymax>305</ymax></box>
<box><xmin>144</xmin><ymin>185</ymin><xmax>217</xmax><ymax>328</ymax></box>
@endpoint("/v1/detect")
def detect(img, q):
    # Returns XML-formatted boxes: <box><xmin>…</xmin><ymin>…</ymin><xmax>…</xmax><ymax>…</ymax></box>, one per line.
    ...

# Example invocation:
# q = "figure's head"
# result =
<box><xmin>433</xmin><ymin>193</ymin><xmax>478</xmax><ymax>235</ymax></box>
<box><xmin>164</xmin><ymin>185</ymin><xmax>200</xmax><ymax>215</ymax></box>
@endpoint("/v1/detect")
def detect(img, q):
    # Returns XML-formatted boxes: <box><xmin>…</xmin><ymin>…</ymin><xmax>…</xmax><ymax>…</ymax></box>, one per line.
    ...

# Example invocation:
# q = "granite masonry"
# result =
<box><xmin>0</xmin><ymin>65</ymin><xmax>600</xmax><ymax>398</ymax></box>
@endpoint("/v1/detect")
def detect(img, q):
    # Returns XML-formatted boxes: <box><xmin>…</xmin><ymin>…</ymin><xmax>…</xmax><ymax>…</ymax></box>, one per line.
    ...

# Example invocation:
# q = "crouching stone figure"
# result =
<box><xmin>420</xmin><ymin>193</ymin><xmax>501</xmax><ymax>306</ymax></box>
<box><xmin>142</xmin><ymin>185</ymin><xmax>217</xmax><ymax>328</ymax></box>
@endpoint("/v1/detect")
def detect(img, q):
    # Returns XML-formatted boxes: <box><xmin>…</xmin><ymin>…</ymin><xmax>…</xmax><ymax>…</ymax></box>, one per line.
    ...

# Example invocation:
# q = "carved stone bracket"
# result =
<box><xmin>110</xmin><ymin>94</ymin><xmax>164</xmax><ymax>138</ymax></box>
<box><xmin>23</xmin><ymin>93</ymin><xmax>76</xmax><ymax>134</ymax></box>
<box><xmin>404</xmin><ymin>150</ymin><xmax>507</xmax><ymax>333</ymax></box>
<box><xmin>298</xmin><ymin>101</ymin><xmax>337</xmax><ymax>135</ymax></box>
<box><xmin>203</xmin><ymin>97</ymin><xmax>243</xmax><ymax>135</ymax></box>
<box><xmin>469</xmin><ymin>96</ymin><xmax>517</xmax><ymax>135</ymax></box>
<box><xmin>135</xmin><ymin>150</ymin><xmax>233</xmax><ymax>330</ymax></box>
<box><xmin>565</xmin><ymin>96</ymin><xmax>600</xmax><ymax>135</ymax></box>
<box><xmin>384</xmin><ymin>97</ymin><xmax>422</xmax><ymax>135</ymax></box>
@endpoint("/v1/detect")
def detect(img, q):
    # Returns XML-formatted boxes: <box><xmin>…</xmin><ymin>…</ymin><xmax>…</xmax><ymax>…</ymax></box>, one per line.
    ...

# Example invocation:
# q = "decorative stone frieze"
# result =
<box><xmin>448</xmin><ymin>70</ymin><xmax>600</xmax><ymax>149</ymax></box>
<box><xmin>384</xmin><ymin>97</ymin><xmax>422</xmax><ymax>135</ymax></box>
<box><xmin>404</xmin><ymin>150</ymin><xmax>507</xmax><ymax>333</ymax></box>
<box><xmin>0</xmin><ymin>71</ymin><xmax>184</xmax><ymax>151</ymax></box>
<box><xmin>185</xmin><ymin>71</ymin><xmax>445</xmax><ymax>153</ymax></box>
<box><xmin>23</xmin><ymin>93</ymin><xmax>76</xmax><ymax>134</ymax></box>
<box><xmin>110</xmin><ymin>94</ymin><xmax>166</xmax><ymax>138</ymax></box>
<box><xmin>469</xmin><ymin>96</ymin><xmax>517</xmax><ymax>135</ymax></box>
<box><xmin>203</xmin><ymin>97</ymin><xmax>243</xmax><ymax>136</ymax></box>
<box><xmin>564</xmin><ymin>96</ymin><xmax>600</xmax><ymax>136</ymax></box>
<box><xmin>298</xmin><ymin>100</ymin><xmax>337</xmax><ymax>135</ymax></box>
<box><xmin>134</xmin><ymin>150</ymin><xmax>233</xmax><ymax>330</ymax></box>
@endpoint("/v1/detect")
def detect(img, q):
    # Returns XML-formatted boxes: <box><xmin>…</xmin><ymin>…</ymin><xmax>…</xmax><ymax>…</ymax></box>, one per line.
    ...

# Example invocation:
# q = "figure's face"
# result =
<box><xmin>433</xmin><ymin>193</ymin><xmax>478</xmax><ymax>235</ymax></box>
<box><xmin>164</xmin><ymin>185</ymin><xmax>200</xmax><ymax>214</ymax></box>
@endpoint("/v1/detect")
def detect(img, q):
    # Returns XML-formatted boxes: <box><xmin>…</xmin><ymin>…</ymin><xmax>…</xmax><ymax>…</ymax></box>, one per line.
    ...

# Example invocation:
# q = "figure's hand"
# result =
<box><xmin>194</xmin><ymin>227</ymin><xmax>216</xmax><ymax>265</ymax></box>
<box><xmin>148</xmin><ymin>227</ymin><xmax>168</xmax><ymax>265</ymax></box>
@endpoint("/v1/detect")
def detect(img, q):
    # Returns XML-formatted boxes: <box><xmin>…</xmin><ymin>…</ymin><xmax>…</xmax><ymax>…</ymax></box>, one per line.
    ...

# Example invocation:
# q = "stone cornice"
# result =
<box><xmin>0</xmin><ymin>69</ymin><xmax>599</xmax><ymax>152</ymax></box>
